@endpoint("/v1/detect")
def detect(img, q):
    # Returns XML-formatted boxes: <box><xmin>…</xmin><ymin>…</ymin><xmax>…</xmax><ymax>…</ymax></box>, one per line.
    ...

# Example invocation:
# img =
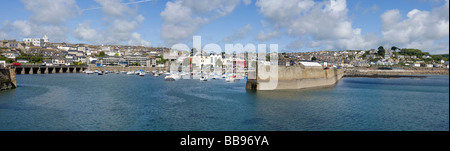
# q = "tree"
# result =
<box><xmin>377</xmin><ymin>46</ymin><xmax>385</xmax><ymax>56</ymax></box>
<box><xmin>97</xmin><ymin>51</ymin><xmax>106</xmax><ymax>57</ymax></box>
<box><xmin>391</xmin><ymin>46</ymin><xmax>399</xmax><ymax>52</ymax></box>
<box><xmin>311</xmin><ymin>56</ymin><xmax>317</xmax><ymax>61</ymax></box>
<box><xmin>114</xmin><ymin>53</ymin><xmax>119</xmax><ymax>56</ymax></box>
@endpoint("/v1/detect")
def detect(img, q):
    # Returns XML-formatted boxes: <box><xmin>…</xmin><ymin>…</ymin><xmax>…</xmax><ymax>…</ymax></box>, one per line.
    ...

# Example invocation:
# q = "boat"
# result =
<box><xmin>85</xmin><ymin>71</ymin><xmax>94</xmax><ymax>74</ymax></box>
<box><xmin>165</xmin><ymin>74</ymin><xmax>180</xmax><ymax>81</ymax></box>
<box><xmin>98</xmin><ymin>71</ymin><xmax>103</xmax><ymax>75</ymax></box>
<box><xmin>154</xmin><ymin>73</ymin><xmax>159</xmax><ymax>77</ymax></box>
<box><xmin>200</xmin><ymin>76</ymin><xmax>208</xmax><ymax>81</ymax></box>
<box><xmin>121</xmin><ymin>71</ymin><xmax>127</xmax><ymax>74</ymax></box>
<box><xmin>139</xmin><ymin>72</ymin><xmax>145</xmax><ymax>76</ymax></box>
<box><xmin>226</xmin><ymin>77</ymin><xmax>235</xmax><ymax>82</ymax></box>
<box><xmin>94</xmin><ymin>70</ymin><xmax>99</xmax><ymax>73</ymax></box>
<box><xmin>127</xmin><ymin>71</ymin><xmax>135</xmax><ymax>75</ymax></box>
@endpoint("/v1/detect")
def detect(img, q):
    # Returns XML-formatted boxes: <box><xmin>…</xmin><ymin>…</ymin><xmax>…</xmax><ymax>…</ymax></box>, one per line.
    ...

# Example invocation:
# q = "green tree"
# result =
<box><xmin>114</xmin><ymin>53</ymin><xmax>119</xmax><ymax>56</ymax></box>
<box><xmin>311</xmin><ymin>56</ymin><xmax>317</xmax><ymax>61</ymax></box>
<box><xmin>391</xmin><ymin>46</ymin><xmax>399</xmax><ymax>52</ymax></box>
<box><xmin>378</xmin><ymin>46</ymin><xmax>385</xmax><ymax>56</ymax></box>
<box><xmin>97</xmin><ymin>51</ymin><xmax>106</xmax><ymax>57</ymax></box>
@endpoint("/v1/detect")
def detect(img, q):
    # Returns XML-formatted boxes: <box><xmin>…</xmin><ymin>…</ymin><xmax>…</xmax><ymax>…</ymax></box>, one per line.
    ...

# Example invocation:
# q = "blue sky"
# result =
<box><xmin>0</xmin><ymin>0</ymin><xmax>448</xmax><ymax>54</ymax></box>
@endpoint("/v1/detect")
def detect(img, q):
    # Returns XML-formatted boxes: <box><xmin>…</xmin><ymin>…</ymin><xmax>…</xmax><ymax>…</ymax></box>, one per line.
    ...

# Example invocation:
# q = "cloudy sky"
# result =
<box><xmin>0</xmin><ymin>0</ymin><xmax>448</xmax><ymax>54</ymax></box>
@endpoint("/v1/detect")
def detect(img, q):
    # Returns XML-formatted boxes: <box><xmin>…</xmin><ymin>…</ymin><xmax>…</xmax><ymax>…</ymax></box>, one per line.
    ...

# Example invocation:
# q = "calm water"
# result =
<box><xmin>0</xmin><ymin>74</ymin><xmax>448</xmax><ymax>131</ymax></box>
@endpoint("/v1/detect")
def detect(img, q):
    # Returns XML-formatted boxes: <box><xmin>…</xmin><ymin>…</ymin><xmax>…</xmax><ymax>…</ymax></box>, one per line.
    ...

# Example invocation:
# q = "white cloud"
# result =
<box><xmin>160</xmin><ymin>0</ymin><xmax>248</xmax><ymax>45</ymax></box>
<box><xmin>223</xmin><ymin>24</ymin><xmax>252</xmax><ymax>42</ymax></box>
<box><xmin>381</xmin><ymin>0</ymin><xmax>449</xmax><ymax>53</ymax></box>
<box><xmin>72</xmin><ymin>0</ymin><xmax>151</xmax><ymax>46</ymax></box>
<box><xmin>128</xmin><ymin>32</ymin><xmax>152</xmax><ymax>46</ymax></box>
<box><xmin>256</xmin><ymin>0</ymin><xmax>375</xmax><ymax>50</ymax></box>
<box><xmin>21</xmin><ymin>0</ymin><xmax>79</xmax><ymax>25</ymax></box>
<box><xmin>256</xmin><ymin>30</ymin><xmax>279</xmax><ymax>41</ymax></box>
<box><xmin>94</xmin><ymin>0</ymin><xmax>134</xmax><ymax>17</ymax></box>
<box><xmin>73</xmin><ymin>23</ymin><xmax>100</xmax><ymax>43</ymax></box>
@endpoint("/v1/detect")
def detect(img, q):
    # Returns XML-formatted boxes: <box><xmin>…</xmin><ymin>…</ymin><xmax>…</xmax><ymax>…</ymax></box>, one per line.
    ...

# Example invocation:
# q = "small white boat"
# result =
<box><xmin>154</xmin><ymin>73</ymin><xmax>159</xmax><ymax>77</ymax></box>
<box><xmin>200</xmin><ymin>76</ymin><xmax>208</xmax><ymax>81</ymax></box>
<box><xmin>165</xmin><ymin>74</ymin><xmax>180</xmax><ymax>81</ymax></box>
<box><xmin>127</xmin><ymin>71</ymin><xmax>135</xmax><ymax>75</ymax></box>
<box><xmin>121</xmin><ymin>71</ymin><xmax>127</xmax><ymax>74</ymax></box>
<box><xmin>85</xmin><ymin>71</ymin><xmax>94</xmax><ymax>74</ymax></box>
<box><xmin>226</xmin><ymin>77</ymin><xmax>235</xmax><ymax>82</ymax></box>
<box><xmin>94</xmin><ymin>70</ymin><xmax>99</xmax><ymax>73</ymax></box>
<box><xmin>98</xmin><ymin>71</ymin><xmax>103</xmax><ymax>75</ymax></box>
<box><xmin>139</xmin><ymin>72</ymin><xmax>145</xmax><ymax>76</ymax></box>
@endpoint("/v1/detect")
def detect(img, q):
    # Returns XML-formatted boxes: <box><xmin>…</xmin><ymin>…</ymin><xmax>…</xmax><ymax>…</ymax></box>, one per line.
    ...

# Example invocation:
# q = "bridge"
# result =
<box><xmin>10</xmin><ymin>65</ymin><xmax>87</xmax><ymax>75</ymax></box>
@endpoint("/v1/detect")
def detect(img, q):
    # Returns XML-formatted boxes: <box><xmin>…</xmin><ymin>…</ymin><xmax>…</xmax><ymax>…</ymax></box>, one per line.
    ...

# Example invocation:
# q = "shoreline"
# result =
<box><xmin>344</xmin><ymin>67</ymin><xmax>448</xmax><ymax>78</ymax></box>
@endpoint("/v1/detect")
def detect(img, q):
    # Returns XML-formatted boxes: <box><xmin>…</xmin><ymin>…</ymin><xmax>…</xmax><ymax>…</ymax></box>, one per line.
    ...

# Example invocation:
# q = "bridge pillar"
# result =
<box><xmin>52</xmin><ymin>67</ymin><xmax>56</xmax><ymax>74</ymax></box>
<box><xmin>58</xmin><ymin>67</ymin><xmax>63</xmax><ymax>73</ymax></box>
<box><xmin>44</xmin><ymin>67</ymin><xmax>48</xmax><ymax>74</ymax></box>
<box><xmin>21</xmin><ymin>68</ymin><xmax>25</xmax><ymax>74</ymax></box>
<box><xmin>37</xmin><ymin>68</ymin><xmax>41</xmax><ymax>74</ymax></box>
<box><xmin>29</xmin><ymin>67</ymin><xmax>34</xmax><ymax>74</ymax></box>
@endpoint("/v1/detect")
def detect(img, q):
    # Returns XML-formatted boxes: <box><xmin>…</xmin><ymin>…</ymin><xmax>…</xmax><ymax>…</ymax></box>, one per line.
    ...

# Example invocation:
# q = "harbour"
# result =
<box><xmin>0</xmin><ymin>73</ymin><xmax>448</xmax><ymax>131</ymax></box>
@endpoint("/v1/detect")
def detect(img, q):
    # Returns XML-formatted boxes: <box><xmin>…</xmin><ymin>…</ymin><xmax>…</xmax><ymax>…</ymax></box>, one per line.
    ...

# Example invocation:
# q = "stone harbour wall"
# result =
<box><xmin>0</xmin><ymin>69</ymin><xmax>17</xmax><ymax>91</ymax></box>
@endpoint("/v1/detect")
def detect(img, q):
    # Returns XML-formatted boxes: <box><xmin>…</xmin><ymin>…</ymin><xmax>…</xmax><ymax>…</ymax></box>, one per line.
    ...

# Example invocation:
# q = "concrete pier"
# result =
<box><xmin>246</xmin><ymin>64</ymin><xmax>344</xmax><ymax>90</ymax></box>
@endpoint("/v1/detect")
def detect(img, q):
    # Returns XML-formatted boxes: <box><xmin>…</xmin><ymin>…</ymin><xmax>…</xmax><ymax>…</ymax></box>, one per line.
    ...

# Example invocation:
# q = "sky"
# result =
<box><xmin>0</xmin><ymin>0</ymin><xmax>448</xmax><ymax>54</ymax></box>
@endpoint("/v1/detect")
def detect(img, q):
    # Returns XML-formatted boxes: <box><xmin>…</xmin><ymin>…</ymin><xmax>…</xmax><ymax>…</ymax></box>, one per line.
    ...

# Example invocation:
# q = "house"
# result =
<box><xmin>422</xmin><ymin>55</ymin><xmax>431</xmax><ymax>59</ymax></box>
<box><xmin>23</xmin><ymin>35</ymin><xmax>48</xmax><ymax>47</ymax></box>
<box><xmin>413</xmin><ymin>63</ymin><xmax>421</xmax><ymax>67</ymax></box>
<box><xmin>5</xmin><ymin>51</ymin><xmax>18</xmax><ymax>59</ymax></box>
<box><xmin>426</xmin><ymin>64</ymin><xmax>434</xmax><ymax>68</ymax></box>
<box><xmin>17</xmin><ymin>60</ymin><xmax>29</xmax><ymax>64</ymax></box>
<box><xmin>0</xmin><ymin>60</ymin><xmax>5</xmax><ymax>68</ymax></box>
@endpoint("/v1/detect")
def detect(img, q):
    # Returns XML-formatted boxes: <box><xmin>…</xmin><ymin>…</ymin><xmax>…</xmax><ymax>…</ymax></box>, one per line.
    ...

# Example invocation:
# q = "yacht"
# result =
<box><xmin>127</xmin><ymin>71</ymin><xmax>135</xmax><ymax>75</ymax></box>
<box><xmin>139</xmin><ymin>72</ymin><xmax>145</xmax><ymax>76</ymax></box>
<box><xmin>94</xmin><ymin>70</ymin><xmax>99</xmax><ymax>73</ymax></box>
<box><xmin>165</xmin><ymin>74</ymin><xmax>180</xmax><ymax>81</ymax></box>
<box><xmin>98</xmin><ymin>71</ymin><xmax>103</xmax><ymax>75</ymax></box>
<box><xmin>85</xmin><ymin>71</ymin><xmax>94</xmax><ymax>74</ymax></box>
<box><xmin>121</xmin><ymin>71</ymin><xmax>127</xmax><ymax>74</ymax></box>
<box><xmin>226</xmin><ymin>77</ymin><xmax>235</xmax><ymax>82</ymax></box>
<box><xmin>200</xmin><ymin>76</ymin><xmax>208</xmax><ymax>81</ymax></box>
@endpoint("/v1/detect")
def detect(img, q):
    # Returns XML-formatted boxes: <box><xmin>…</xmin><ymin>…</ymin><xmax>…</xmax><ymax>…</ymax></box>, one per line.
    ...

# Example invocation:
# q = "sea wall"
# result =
<box><xmin>246</xmin><ymin>65</ymin><xmax>344</xmax><ymax>90</ymax></box>
<box><xmin>0</xmin><ymin>69</ymin><xmax>17</xmax><ymax>91</ymax></box>
<box><xmin>345</xmin><ymin>68</ymin><xmax>449</xmax><ymax>77</ymax></box>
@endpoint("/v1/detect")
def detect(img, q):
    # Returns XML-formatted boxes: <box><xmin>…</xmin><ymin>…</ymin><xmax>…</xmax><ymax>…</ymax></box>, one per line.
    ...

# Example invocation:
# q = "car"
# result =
<box><xmin>11</xmin><ymin>62</ymin><xmax>21</xmax><ymax>66</ymax></box>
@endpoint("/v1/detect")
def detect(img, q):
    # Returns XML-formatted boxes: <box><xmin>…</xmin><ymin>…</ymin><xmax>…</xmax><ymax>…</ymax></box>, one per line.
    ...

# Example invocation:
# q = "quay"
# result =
<box><xmin>246</xmin><ymin>63</ymin><xmax>344</xmax><ymax>90</ymax></box>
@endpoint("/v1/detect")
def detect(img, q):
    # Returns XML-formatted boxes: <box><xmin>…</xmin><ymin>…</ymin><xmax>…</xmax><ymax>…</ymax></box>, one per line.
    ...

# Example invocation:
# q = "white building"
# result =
<box><xmin>0</xmin><ymin>61</ymin><xmax>6</xmax><ymax>68</ymax></box>
<box><xmin>23</xmin><ymin>35</ymin><xmax>49</xmax><ymax>47</ymax></box>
